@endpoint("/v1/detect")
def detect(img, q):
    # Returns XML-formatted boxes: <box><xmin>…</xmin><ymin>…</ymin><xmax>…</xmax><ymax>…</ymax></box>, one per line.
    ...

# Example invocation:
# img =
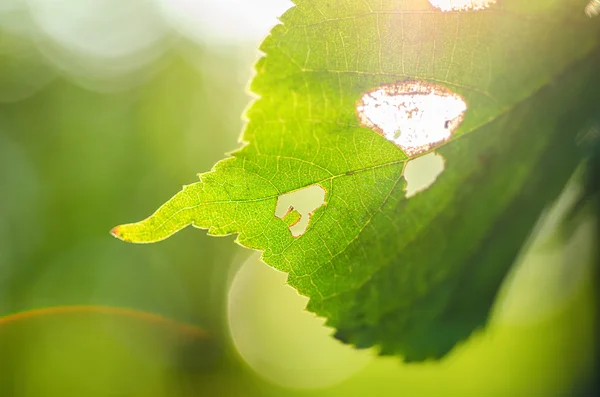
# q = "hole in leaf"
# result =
<box><xmin>586</xmin><ymin>0</ymin><xmax>600</xmax><ymax>17</ymax></box>
<box><xmin>275</xmin><ymin>184</ymin><xmax>326</xmax><ymax>237</ymax></box>
<box><xmin>428</xmin><ymin>0</ymin><xmax>496</xmax><ymax>11</ymax></box>
<box><xmin>404</xmin><ymin>153</ymin><xmax>446</xmax><ymax>198</ymax></box>
<box><xmin>356</xmin><ymin>81</ymin><xmax>467</xmax><ymax>157</ymax></box>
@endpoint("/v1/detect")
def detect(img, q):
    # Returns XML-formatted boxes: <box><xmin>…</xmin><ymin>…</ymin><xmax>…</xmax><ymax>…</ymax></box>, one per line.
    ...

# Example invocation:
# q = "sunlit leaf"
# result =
<box><xmin>113</xmin><ymin>0</ymin><xmax>600</xmax><ymax>360</ymax></box>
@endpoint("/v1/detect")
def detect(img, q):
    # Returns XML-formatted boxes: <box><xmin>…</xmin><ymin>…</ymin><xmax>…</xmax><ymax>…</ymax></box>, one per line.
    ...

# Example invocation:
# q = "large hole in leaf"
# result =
<box><xmin>428</xmin><ymin>0</ymin><xmax>496</xmax><ymax>11</ymax></box>
<box><xmin>356</xmin><ymin>81</ymin><xmax>467</xmax><ymax>157</ymax></box>
<box><xmin>275</xmin><ymin>184</ymin><xmax>326</xmax><ymax>237</ymax></box>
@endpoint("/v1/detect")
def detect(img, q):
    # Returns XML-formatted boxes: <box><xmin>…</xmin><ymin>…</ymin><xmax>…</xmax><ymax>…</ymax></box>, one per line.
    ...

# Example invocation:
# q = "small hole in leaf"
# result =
<box><xmin>356</xmin><ymin>81</ymin><xmax>467</xmax><ymax>157</ymax></box>
<box><xmin>428</xmin><ymin>0</ymin><xmax>496</xmax><ymax>11</ymax></box>
<box><xmin>275</xmin><ymin>184</ymin><xmax>326</xmax><ymax>237</ymax></box>
<box><xmin>404</xmin><ymin>153</ymin><xmax>446</xmax><ymax>198</ymax></box>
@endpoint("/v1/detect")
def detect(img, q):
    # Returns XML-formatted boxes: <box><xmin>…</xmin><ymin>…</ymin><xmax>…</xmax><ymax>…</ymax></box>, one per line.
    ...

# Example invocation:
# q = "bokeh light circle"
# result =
<box><xmin>26</xmin><ymin>0</ymin><xmax>168</xmax><ymax>58</ymax></box>
<box><xmin>227</xmin><ymin>253</ymin><xmax>373</xmax><ymax>389</ymax></box>
<box><xmin>24</xmin><ymin>0</ymin><xmax>171</xmax><ymax>91</ymax></box>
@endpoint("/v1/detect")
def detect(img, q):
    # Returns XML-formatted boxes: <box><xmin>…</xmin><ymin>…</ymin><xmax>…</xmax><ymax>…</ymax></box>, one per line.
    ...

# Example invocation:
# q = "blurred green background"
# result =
<box><xmin>0</xmin><ymin>1</ymin><xmax>597</xmax><ymax>396</ymax></box>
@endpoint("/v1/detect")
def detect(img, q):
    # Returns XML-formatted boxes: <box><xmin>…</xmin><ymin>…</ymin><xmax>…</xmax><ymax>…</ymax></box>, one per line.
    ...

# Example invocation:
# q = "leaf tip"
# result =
<box><xmin>110</xmin><ymin>225</ymin><xmax>126</xmax><ymax>241</ymax></box>
<box><xmin>110</xmin><ymin>224</ymin><xmax>140</xmax><ymax>243</ymax></box>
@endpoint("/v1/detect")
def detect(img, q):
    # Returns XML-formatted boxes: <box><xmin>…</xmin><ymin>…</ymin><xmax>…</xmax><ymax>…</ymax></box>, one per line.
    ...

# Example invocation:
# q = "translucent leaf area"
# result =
<box><xmin>113</xmin><ymin>0</ymin><xmax>600</xmax><ymax>360</ymax></box>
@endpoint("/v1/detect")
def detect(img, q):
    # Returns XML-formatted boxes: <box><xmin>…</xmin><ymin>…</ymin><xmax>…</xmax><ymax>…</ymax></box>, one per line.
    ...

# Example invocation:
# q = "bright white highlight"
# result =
<box><xmin>585</xmin><ymin>0</ymin><xmax>600</xmax><ymax>17</ymax></box>
<box><xmin>404</xmin><ymin>153</ymin><xmax>446</xmax><ymax>198</ymax></box>
<box><xmin>428</xmin><ymin>0</ymin><xmax>496</xmax><ymax>11</ymax></box>
<box><xmin>157</xmin><ymin>0</ymin><xmax>293</xmax><ymax>43</ymax></box>
<box><xmin>357</xmin><ymin>81</ymin><xmax>467</xmax><ymax>157</ymax></box>
<box><xmin>275</xmin><ymin>184</ymin><xmax>326</xmax><ymax>237</ymax></box>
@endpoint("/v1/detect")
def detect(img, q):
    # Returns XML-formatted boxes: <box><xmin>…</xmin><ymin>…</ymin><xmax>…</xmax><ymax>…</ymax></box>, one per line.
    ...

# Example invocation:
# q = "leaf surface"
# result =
<box><xmin>113</xmin><ymin>0</ymin><xmax>600</xmax><ymax>360</ymax></box>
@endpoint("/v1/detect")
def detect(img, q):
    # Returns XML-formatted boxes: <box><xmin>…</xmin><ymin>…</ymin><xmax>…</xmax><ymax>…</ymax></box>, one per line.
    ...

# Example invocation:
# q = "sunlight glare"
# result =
<box><xmin>157</xmin><ymin>0</ymin><xmax>293</xmax><ymax>43</ymax></box>
<box><xmin>428</xmin><ymin>0</ymin><xmax>496</xmax><ymax>11</ymax></box>
<box><xmin>585</xmin><ymin>0</ymin><xmax>600</xmax><ymax>17</ymax></box>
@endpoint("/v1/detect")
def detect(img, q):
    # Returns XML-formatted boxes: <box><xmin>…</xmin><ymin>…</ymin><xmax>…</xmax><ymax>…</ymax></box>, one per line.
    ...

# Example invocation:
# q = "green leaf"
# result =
<box><xmin>112</xmin><ymin>0</ymin><xmax>600</xmax><ymax>360</ymax></box>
